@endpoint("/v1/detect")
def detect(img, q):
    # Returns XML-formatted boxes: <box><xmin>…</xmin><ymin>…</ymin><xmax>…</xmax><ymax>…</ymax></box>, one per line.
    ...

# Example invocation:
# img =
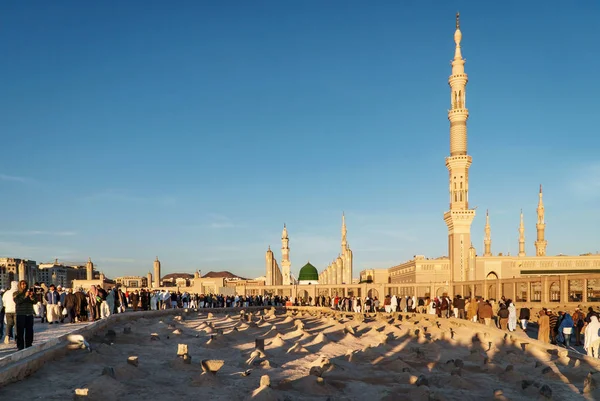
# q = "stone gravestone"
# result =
<box><xmin>255</xmin><ymin>338</ymin><xmax>265</xmax><ymax>352</ymax></box>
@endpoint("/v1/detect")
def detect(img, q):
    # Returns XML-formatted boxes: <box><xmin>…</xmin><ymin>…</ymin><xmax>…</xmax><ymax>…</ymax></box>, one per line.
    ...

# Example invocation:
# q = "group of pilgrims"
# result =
<box><xmin>3</xmin><ymin>281</ymin><xmax>600</xmax><ymax>359</ymax></box>
<box><xmin>0</xmin><ymin>281</ymin><xmax>293</xmax><ymax>351</ymax></box>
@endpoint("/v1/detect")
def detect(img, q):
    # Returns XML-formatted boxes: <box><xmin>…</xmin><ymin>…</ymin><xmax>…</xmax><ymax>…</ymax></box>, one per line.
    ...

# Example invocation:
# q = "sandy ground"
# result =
<box><xmin>0</xmin><ymin>309</ymin><xmax>598</xmax><ymax>400</ymax></box>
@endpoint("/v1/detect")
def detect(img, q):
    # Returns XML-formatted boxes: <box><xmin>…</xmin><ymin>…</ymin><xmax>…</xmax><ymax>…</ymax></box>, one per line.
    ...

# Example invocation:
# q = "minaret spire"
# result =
<box><xmin>281</xmin><ymin>223</ymin><xmax>291</xmax><ymax>285</ymax></box>
<box><xmin>518</xmin><ymin>209</ymin><xmax>526</xmax><ymax>257</ymax></box>
<box><xmin>341</xmin><ymin>212</ymin><xmax>347</xmax><ymax>252</ymax></box>
<box><xmin>443</xmin><ymin>14</ymin><xmax>475</xmax><ymax>285</ymax></box>
<box><xmin>535</xmin><ymin>184</ymin><xmax>547</xmax><ymax>256</ymax></box>
<box><xmin>483</xmin><ymin>209</ymin><xmax>492</xmax><ymax>256</ymax></box>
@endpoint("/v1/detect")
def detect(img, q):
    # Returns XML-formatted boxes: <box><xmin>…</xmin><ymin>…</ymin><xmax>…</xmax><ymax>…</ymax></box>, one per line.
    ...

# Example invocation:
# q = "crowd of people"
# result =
<box><xmin>2</xmin><ymin>282</ymin><xmax>600</xmax><ymax>358</ymax></box>
<box><xmin>0</xmin><ymin>281</ymin><xmax>296</xmax><ymax>351</ymax></box>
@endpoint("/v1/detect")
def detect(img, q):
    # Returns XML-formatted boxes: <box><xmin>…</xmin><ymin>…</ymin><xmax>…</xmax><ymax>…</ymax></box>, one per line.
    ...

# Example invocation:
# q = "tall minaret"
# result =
<box><xmin>443</xmin><ymin>13</ymin><xmax>476</xmax><ymax>283</ymax></box>
<box><xmin>483</xmin><ymin>210</ymin><xmax>492</xmax><ymax>256</ymax></box>
<box><xmin>265</xmin><ymin>246</ymin><xmax>274</xmax><ymax>285</ymax></box>
<box><xmin>518</xmin><ymin>210</ymin><xmax>526</xmax><ymax>257</ymax></box>
<box><xmin>341</xmin><ymin>212</ymin><xmax>353</xmax><ymax>284</ymax></box>
<box><xmin>281</xmin><ymin>224</ymin><xmax>291</xmax><ymax>285</ymax></box>
<box><xmin>147</xmin><ymin>272</ymin><xmax>152</xmax><ymax>287</ymax></box>
<box><xmin>535</xmin><ymin>184</ymin><xmax>547</xmax><ymax>256</ymax></box>
<box><xmin>18</xmin><ymin>259</ymin><xmax>26</xmax><ymax>282</ymax></box>
<box><xmin>341</xmin><ymin>212</ymin><xmax>347</xmax><ymax>254</ymax></box>
<box><xmin>468</xmin><ymin>244</ymin><xmax>476</xmax><ymax>281</ymax></box>
<box><xmin>153</xmin><ymin>256</ymin><xmax>161</xmax><ymax>288</ymax></box>
<box><xmin>86</xmin><ymin>257</ymin><xmax>94</xmax><ymax>280</ymax></box>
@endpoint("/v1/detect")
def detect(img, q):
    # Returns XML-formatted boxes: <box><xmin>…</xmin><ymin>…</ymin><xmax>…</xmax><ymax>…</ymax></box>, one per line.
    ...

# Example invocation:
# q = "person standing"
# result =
<box><xmin>14</xmin><ymin>280</ymin><xmax>35</xmax><ymax>350</ymax></box>
<box><xmin>63</xmin><ymin>288</ymin><xmax>77</xmax><ymax>323</ymax></box>
<box><xmin>518</xmin><ymin>306</ymin><xmax>531</xmax><ymax>331</ymax></box>
<box><xmin>537</xmin><ymin>309</ymin><xmax>550</xmax><ymax>344</ymax></box>
<box><xmin>0</xmin><ymin>289</ymin><xmax>4</xmax><ymax>340</ymax></box>
<box><xmin>45</xmin><ymin>284</ymin><xmax>61</xmax><ymax>324</ymax></box>
<box><xmin>2</xmin><ymin>281</ymin><xmax>18</xmax><ymax>344</ymax></box>
<box><xmin>572</xmin><ymin>307</ymin><xmax>585</xmax><ymax>346</ymax></box>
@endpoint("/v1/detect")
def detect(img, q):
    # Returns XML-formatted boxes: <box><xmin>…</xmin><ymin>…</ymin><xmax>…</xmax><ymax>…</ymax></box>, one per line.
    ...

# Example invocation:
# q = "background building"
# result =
<box><xmin>0</xmin><ymin>258</ymin><xmax>38</xmax><ymax>289</ymax></box>
<box><xmin>114</xmin><ymin>276</ymin><xmax>149</xmax><ymax>288</ymax></box>
<box><xmin>359</xmin><ymin>268</ymin><xmax>390</xmax><ymax>284</ymax></box>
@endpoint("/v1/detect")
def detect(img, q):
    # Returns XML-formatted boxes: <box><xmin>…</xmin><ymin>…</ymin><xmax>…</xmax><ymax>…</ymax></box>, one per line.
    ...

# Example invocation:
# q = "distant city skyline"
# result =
<box><xmin>1</xmin><ymin>2</ymin><xmax>599</xmax><ymax>278</ymax></box>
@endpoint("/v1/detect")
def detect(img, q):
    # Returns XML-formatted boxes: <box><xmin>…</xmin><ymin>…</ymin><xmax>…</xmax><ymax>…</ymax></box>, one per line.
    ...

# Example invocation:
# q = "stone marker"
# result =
<box><xmin>177</xmin><ymin>344</ymin><xmax>188</xmax><ymax>356</ymax></box>
<box><xmin>150</xmin><ymin>333</ymin><xmax>160</xmax><ymax>341</ymax></box>
<box><xmin>201</xmin><ymin>359</ymin><xmax>225</xmax><ymax>375</ymax></box>
<box><xmin>260</xmin><ymin>375</ymin><xmax>271</xmax><ymax>387</ymax></box>
<box><xmin>127</xmin><ymin>356</ymin><xmax>139</xmax><ymax>367</ymax></box>
<box><xmin>74</xmin><ymin>388</ymin><xmax>89</xmax><ymax>397</ymax></box>
<box><xmin>183</xmin><ymin>354</ymin><xmax>192</xmax><ymax>364</ymax></box>
<box><xmin>255</xmin><ymin>338</ymin><xmax>265</xmax><ymax>352</ymax></box>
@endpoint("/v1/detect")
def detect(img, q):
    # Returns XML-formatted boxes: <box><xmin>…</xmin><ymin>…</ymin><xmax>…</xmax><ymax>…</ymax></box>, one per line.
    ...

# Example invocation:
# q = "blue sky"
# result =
<box><xmin>1</xmin><ymin>1</ymin><xmax>599</xmax><ymax>279</ymax></box>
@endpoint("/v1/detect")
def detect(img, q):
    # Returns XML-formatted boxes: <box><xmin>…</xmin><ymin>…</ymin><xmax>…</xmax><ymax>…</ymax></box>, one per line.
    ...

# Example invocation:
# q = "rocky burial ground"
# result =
<box><xmin>1</xmin><ymin>308</ymin><xmax>599</xmax><ymax>400</ymax></box>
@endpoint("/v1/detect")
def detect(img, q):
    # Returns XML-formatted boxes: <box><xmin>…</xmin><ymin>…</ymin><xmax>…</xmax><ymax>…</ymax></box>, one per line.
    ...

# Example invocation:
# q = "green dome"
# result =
<box><xmin>298</xmin><ymin>262</ymin><xmax>319</xmax><ymax>281</ymax></box>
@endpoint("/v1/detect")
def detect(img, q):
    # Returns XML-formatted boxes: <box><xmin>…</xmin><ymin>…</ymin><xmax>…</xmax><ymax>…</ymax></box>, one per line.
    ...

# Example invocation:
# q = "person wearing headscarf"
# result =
<box><xmin>537</xmin><ymin>309</ymin><xmax>550</xmax><ymax>343</ymax></box>
<box><xmin>557</xmin><ymin>312</ymin><xmax>574</xmax><ymax>346</ymax></box>
<box><xmin>584</xmin><ymin>315</ymin><xmax>600</xmax><ymax>357</ymax></box>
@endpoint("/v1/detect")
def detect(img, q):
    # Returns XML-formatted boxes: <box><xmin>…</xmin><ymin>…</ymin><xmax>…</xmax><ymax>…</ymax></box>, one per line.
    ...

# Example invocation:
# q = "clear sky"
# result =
<box><xmin>1</xmin><ymin>1</ymin><xmax>599</xmax><ymax>279</ymax></box>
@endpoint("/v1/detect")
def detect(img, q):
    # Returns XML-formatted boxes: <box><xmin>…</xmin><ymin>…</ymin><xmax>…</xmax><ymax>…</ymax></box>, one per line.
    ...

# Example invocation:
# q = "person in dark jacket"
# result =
<box><xmin>454</xmin><ymin>295</ymin><xmax>466</xmax><ymax>319</ymax></box>
<box><xmin>74</xmin><ymin>289</ymin><xmax>88</xmax><ymax>322</ymax></box>
<box><xmin>63</xmin><ymin>289</ymin><xmax>78</xmax><ymax>323</ymax></box>
<box><xmin>497</xmin><ymin>304</ymin><xmax>510</xmax><ymax>330</ymax></box>
<box><xmin>519</xmin><ymin>306</ymin><xmax>531</xmax><ymax>331</ymax></box>
<box><xmin>14</xmin><ymin>280</ymin><xmax>35</xmax><ymax>350</ymax></box>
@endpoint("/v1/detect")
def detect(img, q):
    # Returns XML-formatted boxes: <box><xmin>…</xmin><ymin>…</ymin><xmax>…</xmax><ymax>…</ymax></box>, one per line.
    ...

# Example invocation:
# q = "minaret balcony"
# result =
<box><xmin>448</xmin><ymin>108</ymin><xmax>469</xmax><ymax>115</ymax></box>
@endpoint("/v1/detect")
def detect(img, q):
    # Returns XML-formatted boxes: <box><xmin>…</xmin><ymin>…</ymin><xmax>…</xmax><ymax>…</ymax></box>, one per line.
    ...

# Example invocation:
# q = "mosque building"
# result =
<box><xmin>260</xmin><ymin>15</ymin><xmax>599</xmax><ymax>295</ymax></box>
<box><xmin>386</xmin><ymin>14</ymin><xmax>600</xmax><ymax>297</ymax></box>
<box><xmin>264</xmin><ymin>214</ymin><xmax>354</xmax><ymax>286</ymax></box>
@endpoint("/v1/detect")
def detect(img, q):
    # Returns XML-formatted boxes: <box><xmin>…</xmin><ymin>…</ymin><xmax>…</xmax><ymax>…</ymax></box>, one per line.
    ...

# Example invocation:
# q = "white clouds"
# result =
<box><xmin>206</xmin><ymin>213</ymin><xmax>240</xmax><ymax>229</ymax></box>
<box><xmin>0</xmin><ymin>240</ymin><xmax>78</xmax><ymax>260</ymax></box>
<box><xmin>209</xmin><ymin>222</ymin><xmax>236</xmax><ymax>229</ymax></box>
<box><xmin>0</xmin><ymin>174</ymin><xmax>31</xmax><ymax>183</ymax></box>
<box><xmin>81</xmin><ymin>190</ymin><xmax>177</xmax><ymax>205</ymax></box>
<box><xmin>0</xmin><ymin>230</ymin><xmax>77</xmax><ymax>237</ymax></box>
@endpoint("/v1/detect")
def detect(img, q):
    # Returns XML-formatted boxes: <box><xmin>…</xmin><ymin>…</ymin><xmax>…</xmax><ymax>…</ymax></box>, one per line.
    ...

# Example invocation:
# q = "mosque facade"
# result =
<box><xmin>386</xmin><ymin>14</ymin><xmax>600</xmax><ymax>294</ymax></box>
<box><xmin>263</xmin><ymin>14</ymin><xmax>599</xmax><ymax>295</ymax></box>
